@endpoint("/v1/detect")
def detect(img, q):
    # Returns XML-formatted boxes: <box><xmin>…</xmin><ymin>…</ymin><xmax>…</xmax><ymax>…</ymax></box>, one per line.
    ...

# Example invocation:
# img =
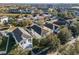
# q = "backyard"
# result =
<box><xmin>0</xmin><ymin>36</ymin><xmax>8</xmax><ymax>51</ymax></box>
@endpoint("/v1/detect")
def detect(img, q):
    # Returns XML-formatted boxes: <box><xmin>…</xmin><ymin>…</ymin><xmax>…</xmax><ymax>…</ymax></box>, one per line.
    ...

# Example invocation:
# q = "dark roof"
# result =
<box><xmin>44</xmin><ymin>23</ymin><xmax>53</xmax><ymax>29</ymax></box>
<box><xmin>54</xmin><ymin>25</ymin><xmax>58</xmax><ymax>29</ymax></box>
<box><xmin>31</xmin><ymin>25</ymin><xmax>42</xmax><ymax>35</ymax></box>
<box><xmin>8</xmin><ymin>9</ymin><xmax>32</xmax><ymax>14</ymax></box>
<box><xmin>13</xmin><ymin>27</ymin><xmax>32</xmax><ymax>43</ymax></box>
<box><xmin>53</xmin><ymin>25</ymin><xmax>59</xmax><ymax>34</ymax></box>
<box><xmin>53</xmin><ymin>18</ymin><xmax>68</xmax><ymax>25</ymax></box>
<box><xmin>13</xmin><ymin>28</ymin><xmax>23</xmax><ymax>42</ymax></box>
<box><xmin>27</xmin><ymin>27</ymin><xmax>32</xmax><ymax>31</ymax></box>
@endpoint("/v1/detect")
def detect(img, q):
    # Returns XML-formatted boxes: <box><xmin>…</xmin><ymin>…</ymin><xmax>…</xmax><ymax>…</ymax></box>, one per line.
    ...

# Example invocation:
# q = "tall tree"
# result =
<box><xmin>40</xmin><ymin>33</ymin><xmax>60</xmax><ymax>51</ymax></box>
<box><xmin>58</xmin><ymin>27</ymin><xmax>72</xmax><ymax>44</ymax></box>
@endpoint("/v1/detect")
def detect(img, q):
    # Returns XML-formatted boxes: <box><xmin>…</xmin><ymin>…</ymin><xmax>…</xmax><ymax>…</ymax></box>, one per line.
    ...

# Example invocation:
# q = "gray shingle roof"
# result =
<box><xmin>44</xmin><ymin>23</ymin><xmax>53</xmax><ymax>29</ymax></box>
<box><xmin>12</xmin><ymin>27</ymin><xmax>31</xmax><ymax>42</ymax></box>
<box><xmin>31</xmin><ymin>25</ymin><xmax>42</xmax><ymax>35</ymax></box>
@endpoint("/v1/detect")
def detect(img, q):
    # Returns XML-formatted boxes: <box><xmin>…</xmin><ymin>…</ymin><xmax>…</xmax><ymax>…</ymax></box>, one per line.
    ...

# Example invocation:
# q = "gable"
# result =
<box><xmin>44</xmin><ymin>23</ymin><xmax>53</xmax><ymax>29</ymax></box>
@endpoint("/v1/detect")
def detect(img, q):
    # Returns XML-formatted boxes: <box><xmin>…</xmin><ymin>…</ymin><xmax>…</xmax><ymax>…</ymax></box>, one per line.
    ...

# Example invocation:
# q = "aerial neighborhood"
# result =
<box><xmin>0</xmin><ymin>4</ymin><xmax>79</xmax><ymax>55</ymax></box>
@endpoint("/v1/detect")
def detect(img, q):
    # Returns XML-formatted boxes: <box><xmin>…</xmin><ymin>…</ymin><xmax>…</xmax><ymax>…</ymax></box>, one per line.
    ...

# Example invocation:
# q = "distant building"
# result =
<box><xmin>53</xmin><ymin>18</ymin><xmax>68</xmax><ymax>25</ymax></box>
<box><xmin>8</xmin><ymin>9</ymin><xmax>32</xmax><ymax>14</ymax></box>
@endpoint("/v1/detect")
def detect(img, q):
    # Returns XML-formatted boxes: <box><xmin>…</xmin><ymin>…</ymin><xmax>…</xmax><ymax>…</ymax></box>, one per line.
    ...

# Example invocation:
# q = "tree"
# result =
<box><xmin>48</xmin><ymin>8</ymin><xmax>53</xmax><ymax>14</ymax></box>
<box><xmin>48</xmin><ymin>8</ymin><xmax>58</xmax><ymax>16</ymax></box>
<box><xmin>37</xmin><ymin>19</ymin><xmax>45</xmax><ymax>26</ymax></box>
<box><xmin>38</xmin><ymin>9</ymin><xmax>44</xmax><ymax>14</ymax></box>
<box><xmin>64</xmin><ymin>11</ymin><xmax>68</xmax><ymax>18</ymax></box>
<box><xmin>57</xmin><ymin>11</ymin><xmax>75</xmax><ymax>19</ymax></box>
<box><xmin>58</xmin><ymin>27</ymin><xmax>72</xmax><ymax>44</ymax></box>
<box><xmin>0</xmin><ymin>36</ymin><xmax>8</xmax><ymax>51</ymax></box>
<box><xmin>52</xmin><ymin>9</ymin><xmax>58</xmax><ymax>16</ymax></box>
<box><xmin>69</xmin><ymin>22</ymin><xmax>79</xmax><ymax>38</ymax></box>
<box><xmin>46</xmin><ymin>33</ymin><xmax>60</xmax><ymax>51</ymax></box>
<box><xmin>74</xmin><ymin>22</ymin><xmax>79</xmax><ymax>35</ymax></box>
<box><xmin>59</xmin><ymin>44</ymin><xmax>76</xmax><ymax>55</ymax></box>
<box><xmin>12</xmin><ymin>19</ymin><xmax>33</xmax><ymax>27</ymax></box>
<box><xmin>8</xmin><ymin>44</ymin><xmax>31</xmax><ymax>55</ymax></box>
<box><xmin>40</xmin><ymin>33</ymin><xmax>60</xmax><ymax>51</ymax></box>
<box><xmin>58</xmin><ymin>41</ymin><xmax>79</xmax><ymax>55</ymax></box>
<box><xmin>57</xmin><ymin>12</ymin><xmax>65</xmax><ymax>18</ymax></box>
<box><xmin>0</xmin><ymin>37</ymin><xmax>2</xmax><ymax>46</ymax></box>
<box><xmin>33</xmin><ymin>38</ymin><xmax>40</xmax><ymax>47</ymax></box>
<box><xmin>22</xmin><ymin>19</ymin><xmax>33</xmax><ymax>27</ymax></box>
<box><xmin>67</xmin><ymin>11</ymin><xmax>75</xmax><ymax>18</ymax></box>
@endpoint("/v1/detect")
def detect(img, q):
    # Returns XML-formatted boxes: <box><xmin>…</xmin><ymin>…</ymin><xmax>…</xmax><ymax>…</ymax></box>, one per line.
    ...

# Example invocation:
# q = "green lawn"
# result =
<box><xmin>0</xmin><ymin>36</ymin><xmax>8</xmax><ymax>51</ymax></box>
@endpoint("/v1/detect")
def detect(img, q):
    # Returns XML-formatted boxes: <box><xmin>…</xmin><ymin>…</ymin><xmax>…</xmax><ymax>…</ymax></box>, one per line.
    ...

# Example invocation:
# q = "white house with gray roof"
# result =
<box><xmin>26</xmin><ymin>24</ymin><xmax>52</xmax><ymax>38</ymax></box>
<box><xmin>12</xmin><ymin>27</ymin><xmax>32</xmax><ymax>50</ymax></box>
